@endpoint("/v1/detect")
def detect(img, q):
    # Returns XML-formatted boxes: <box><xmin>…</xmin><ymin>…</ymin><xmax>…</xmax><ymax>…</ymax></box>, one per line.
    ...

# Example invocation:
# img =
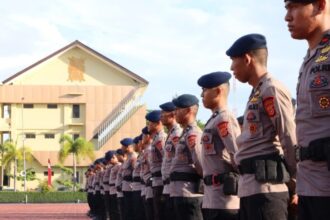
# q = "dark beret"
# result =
<box><xmin>133</xmin><ymin>136</ymin><xmax>140</xmax><ymax>144</ymax></box>
<box><xmin>141</xmin><ymin>126</ymin><xmax>150</xmax><ymax>135</ymax></box>
<box><xmin>116</xmin><ymin>148</ymin><xmax>124</xmax><ymax>156</ymax></box>
<box><xmin>173</xmin><ymin>94</ymin><xmax>199</xmax><ymax>108</ymax></box>
<box><xmin>198</xmin><ymin>71</ymin><xmax>232</xmax><ymax>88</ymax></box>
<box><xmin>94</xmin><ymin>157</ymin><xmax>104</xmax><ymax>165</ymax></box>
<box><xmin>159</xmin><ymin>102</ymin><xmax>176</xmax><ymax>112</ymax></box>
<box><xmin>105</xmin><ymin>150</ymin><xmax>115</xmax><ymax>161</ymax></box>
<box><xmin>120</xmin><ymin>138</ymin><xmax>134</xmax><ymax>147</ymax></box>
<box><xmin>145</xmin><ymin>110</ymin><xmax>161</xmax><ymax>122</ymax></box>
<box><xmin>226</xmin><ymin>34</ymin><xmax>267</xmax><ymax>57</ymax></box>
<box><xmin>237</xmin><ymin>116</ymin><xmax>244</xmax><ymax>126</ymax></box>
<box><xmin>284</xmin><ymin>0</ymin><xmax>315</xmax><ymax>2</ymax></box>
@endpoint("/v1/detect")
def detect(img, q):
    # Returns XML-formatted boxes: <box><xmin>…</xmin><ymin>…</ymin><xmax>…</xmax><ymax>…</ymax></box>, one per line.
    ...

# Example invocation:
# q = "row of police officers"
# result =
<box><xmin>85</xmin><ymin>0</ymin><xmax>330</xmax><ymax>219</ymax></box>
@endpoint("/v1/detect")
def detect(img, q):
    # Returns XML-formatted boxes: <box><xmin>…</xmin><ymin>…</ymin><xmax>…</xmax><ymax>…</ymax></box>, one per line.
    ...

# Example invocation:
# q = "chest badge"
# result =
<box><xmin>315</xmin><ymin>55</ymin><xmax>328</xmax><ymax>63</ymax></box>
<box><xmin>321</xmin><ymin>45</ymin><xmax>330</xmax><ymax>54</ymax></box>
<box><xmin>310</xmin><ymin>75</ymin><xmax>328</xmax><ymax>88</ymax></box>
<box><xmin>249</xmin><ymin>123</ymin><xmax>257</xmax><ymax>134</ymax></box>
<box><xmin>319</xmin><ymin>97</ymin><xmax>330</xmax><ymax>109</ymax></box>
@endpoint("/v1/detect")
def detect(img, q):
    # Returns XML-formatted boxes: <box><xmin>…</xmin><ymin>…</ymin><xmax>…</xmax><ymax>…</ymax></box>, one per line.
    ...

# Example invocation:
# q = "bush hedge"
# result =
<box><xmin>0</xmin><ymin>192</ymin><xmax>87</xmax><ymax>203</ymax></box>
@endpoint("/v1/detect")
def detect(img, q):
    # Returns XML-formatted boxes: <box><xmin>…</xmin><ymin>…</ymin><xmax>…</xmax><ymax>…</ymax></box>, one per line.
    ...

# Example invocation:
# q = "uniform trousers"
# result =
<box><xmin>297</xmin><ymin>196</ymin><xmax>330</xmax><ymax>220</ymax></box>
<box><xmin>143</xmin><ymin>196</ymin><xmax>154</xmax><ymax>220</ymax></box>
<box><xmin>117</xmin><ymin>196</ymin><xmax>124</xmax><ymax>220</ymax></box>
<box><xmin>132</xmin><ymin>190</ymin><xmax>146</xmax><ymax>220</ymax></box>
<box><xmin>103</xmin><ymin>192</ymin><xmax>111</xmax><ymax>219</ymax></box>
<box><xmin>172</xmin><ymin>196</ymin><xmax>203</xmax><ymax>220</ymax></box>
<box><xmin>152</xmin><ymin>185</ymin><xmax>165</xmax><ymax>220</ymax></box>
<box><xmin>123</xmin><ymin>191</ymin><xmax>134</xmax><ymax>220</ymax></box>
<box><xmin>94</xmin><ymin>191</ymin><xmax>107</xmax><ymax>220</ymax></box>
<box><xmin>163</xmin><ymin>194</ymin><xmax>175</xmax><ymax>220</ymax></box>
<box><xmin>202</xmin><ymin>208</ymin><xmax>238</xmax><ymax>220</ymax></box>
<box><xmin>239</xmin><ymin>192</ymin><xmax>288</xmax><ymax>220</ymax></box>
<box><xmin>87</xmin><ymin>192</ymin><xmax>94</xmax><ymax>214</ymax></box>
<box><xmin>109</xmin><ymin>194</ymin><xmax>120</xmax><ymax>220</ymax></box>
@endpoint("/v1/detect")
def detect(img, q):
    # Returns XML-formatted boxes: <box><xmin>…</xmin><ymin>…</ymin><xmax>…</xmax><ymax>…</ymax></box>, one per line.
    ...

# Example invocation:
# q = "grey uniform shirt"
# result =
<box><xmin>110</xmin><ymin>163</ymin><xmax>121</xmax><ymax>195</ymax></box>
<box><xmin>235</xmin><ymin>73</ymin><xmax>297</xmax><ymax>197</ymax></box>
<box><xmin>115</xmin><ymin>164</ymin><xmax>124</xmax><ymax>198</ymax></box>
<box><xmin>102</xmin><ymin>165</ymin><xmax>112</xmax><ymax>193</ymax></box>
<box><xmin>87</xmin><ymin>174</ymin><xmax>95</xmax><ymax>193</ymax></box>
<box><xmin>296</xmin><ymin>31</ymin><xmax>330</xmax><ymax>196</ymax></box>
<box><xmin>122</xmin><ymin>152</ymin><xmax>137</xmax><ymax>192</ymax></box>
<box><xmin>93</xmin><ymin>171</ymin><xmax>102</xmax><ymax>194</ymax></box>
<box><xmin>132</xmin><ymin>153</ymin><xmax>143</xmax><ymax>191</ymax></box>
<box><xmin>170</xmin><ymin>121</ymin><xmax>203</xmax><ymax>197</ymax></box>
<box><xmin>149</xmin><ymin>130</ymin><xmax>166</xmax><ymax>187</ymax></box>
<box><xmin>201</xmin><ymin>109</ymin><xmax>240</xmax><ymax>209</ymax></box>
<box><xmin>162</xmin><ymin>123</ymin><xmax>182</xmax><ymax>195</ymax></box>
<box><xmin>142</xmin><ymin>145</ymin><xmax>153</xmax><ymax>199</ymax></box>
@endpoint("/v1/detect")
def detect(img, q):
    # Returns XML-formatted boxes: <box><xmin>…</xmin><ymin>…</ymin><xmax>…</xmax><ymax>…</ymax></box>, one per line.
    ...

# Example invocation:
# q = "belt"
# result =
<box><xmin>238</xmin><ymin>153</ymin><xmax>281</xmax><ymax>174</ymax></box>
<box><xmin>103</xmin><ymin>181</ymin><xmax>109</xmax><ymax>184</ymax></box>
<box><xmin>203</xmin><ymin>173</ymin><xmax>227</xmax><ymax>186</ymax></box>
<box><xmin>146</xmin><ymin>178</ymin><xmax>152</xmax><ymax>187</ymax></box>
<box><xmin>109</xmin><ymin>183</ymin><xmax>115</xmax><ymax>187</ymax></box>
<box><xmin>140</xmin><ymin>179</ymin><xmax>145</xmax><ymax>185</ymax></box>
<box><xmin>170</xmin><ymin>171</ymin><xmax>200</xmax><ymax>182</ymax></box>
<box><xmin>151</xmin><ymin>171</ymin><xmax>162</xmax><ymax>177</ymax></box>
<box><xmin>123</xmin><ymin>175</ymin><xmax>133</xmax><ymax>181</ymax></box>
<box><xmin>296</xmin><ymin>137</ymin><xmax>330</xmax><ymax>162</ymax></box>
<box><xmin>133</xmin><ymin>176</ymin><xmax>141</xmax><ymax>182</ymax></box>
<box><xmin>163</xmin><ymin>178</ymin><xmax>170</xmax><ymax>185</ymax></box>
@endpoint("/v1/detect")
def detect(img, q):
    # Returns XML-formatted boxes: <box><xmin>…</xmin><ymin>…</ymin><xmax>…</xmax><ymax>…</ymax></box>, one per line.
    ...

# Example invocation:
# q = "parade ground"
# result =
<box><xmin>0</xmin><ymin>203</ymin><xmax>89</xmax><ymax>219</ymax></box>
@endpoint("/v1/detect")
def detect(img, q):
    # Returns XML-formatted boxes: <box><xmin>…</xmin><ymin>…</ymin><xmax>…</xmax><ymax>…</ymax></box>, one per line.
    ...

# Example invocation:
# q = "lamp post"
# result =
<box><xmin>21</xmin><ymin>97</ymin><xmax>26</xmax><ymax>192</ymax></box>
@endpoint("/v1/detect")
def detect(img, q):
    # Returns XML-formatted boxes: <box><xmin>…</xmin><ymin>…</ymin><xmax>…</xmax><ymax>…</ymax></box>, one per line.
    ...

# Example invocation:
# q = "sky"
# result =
<box><xmin>0</xmin><ymin>0</ymin><xmax>308</xmax><ymax>122</ymax></box>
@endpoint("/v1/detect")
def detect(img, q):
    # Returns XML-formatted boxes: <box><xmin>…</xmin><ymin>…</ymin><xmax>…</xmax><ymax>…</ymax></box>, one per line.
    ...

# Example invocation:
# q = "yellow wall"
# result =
<box><xmin>10</xmin><ymin>47</ymin><xmax>139</xmax><ymax>87</ymax></box>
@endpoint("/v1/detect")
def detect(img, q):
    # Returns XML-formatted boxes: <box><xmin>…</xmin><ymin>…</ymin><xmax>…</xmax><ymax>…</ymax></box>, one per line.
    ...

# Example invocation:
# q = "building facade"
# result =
<box><xmin>0</xmin><ymin>40</ymin><xmax>148</xmax><ymax>191</ymax></box>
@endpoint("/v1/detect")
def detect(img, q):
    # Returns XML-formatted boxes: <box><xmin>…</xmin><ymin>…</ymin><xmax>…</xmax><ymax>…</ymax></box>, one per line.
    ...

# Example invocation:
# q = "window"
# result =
<box><xmin>47</xmin><ymin>104</ymin><xmax>57</xmax><ymax>109</ymax></box>
<box><xmin>45</xmin><ymin>133</ymin><xmax>55</xmax><ymax>139</ymax></box>
<box><xmin>44</xmin><ymin>171</ymin><xmax>54</xmax><ymax>176</ymax></box>
<box><xmin>25</xmin><ymin>133</ymin><xmax>36</xmax><ymax>139</ymax></box>
<box><xmin>3</xmin><ymin>174</ymin><xmax>10</xmax><ymax>186</ymax></box>
<box><xmin>2</xmin><ymin>104</ymin><xmax>11</xmax><ymax>118</ymax></box>
<box><xmin>23</xmin><ymin>104</ymin><xmax>33</xmax><ymax>108</ymax></box>
<box><xmin>73</xmin><ymin>134</ymin><xmax>79</xmax><ymax>140</ymax></box>
<box><xmin>72</xmin><ymin>104</ymin><xmax>80</xmax><ymax>118</ymax></box>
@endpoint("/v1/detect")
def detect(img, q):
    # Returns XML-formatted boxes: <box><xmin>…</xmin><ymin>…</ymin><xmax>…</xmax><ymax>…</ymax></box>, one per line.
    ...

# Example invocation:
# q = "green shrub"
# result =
<box><xmin>0</xmin><ymin>191</ymin><xmax>87</xmax><ymax>203</ymax></box>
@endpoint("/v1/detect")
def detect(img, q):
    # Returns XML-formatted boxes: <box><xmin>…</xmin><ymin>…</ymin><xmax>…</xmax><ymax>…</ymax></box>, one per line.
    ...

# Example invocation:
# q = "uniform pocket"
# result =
<box><xmin>308</xmin><ymin>74</ymin><xmax>330</xmax><ymax>117</ymax></box>
<box><xmin>202</xmin><ymin>132</ymin><xmax>216</xmax><ymax>155</ymax></box>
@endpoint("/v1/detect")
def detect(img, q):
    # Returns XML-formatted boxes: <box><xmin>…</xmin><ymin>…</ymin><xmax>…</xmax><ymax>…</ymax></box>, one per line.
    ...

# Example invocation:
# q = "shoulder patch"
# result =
<box><xmin>263</xmin><ymin>97</ymin><xmax>276</xmax><ymax>117</ymax></box>
<box><xmin>172</xmin><ymin>136</ymin><xmax>179</xmax><ymax>144</ymax></box>
<box><xmin>187</xmin><ymin>135</ymin><xmax>197</xmax><ymax>149</ymax></box>
<box><xmin>155</xmin><ymin>140</ymin><xmax>163</xmax><ymax>150</ymax></box>
<box><xmin>217</xmin><ymin>121</ymin><xmax>229</xmax><ymax>137</ymax></box>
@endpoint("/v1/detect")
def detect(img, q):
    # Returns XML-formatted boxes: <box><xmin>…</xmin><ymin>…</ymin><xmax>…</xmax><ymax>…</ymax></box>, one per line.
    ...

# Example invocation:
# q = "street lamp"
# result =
<box><xmin>21</xmin><ymin>97</ymin><xmax>26</xmax><ymax>192</ymax></box>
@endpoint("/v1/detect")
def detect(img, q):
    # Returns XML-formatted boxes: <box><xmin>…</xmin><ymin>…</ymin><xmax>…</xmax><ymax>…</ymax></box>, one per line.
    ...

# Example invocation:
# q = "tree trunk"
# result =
<box><xmin>0</xmin><ymin>152</ymin><xmax>4</xmax><ymax>189</ymax></box>
<box><xmin>14</xmin><ymin>157</ymin><xmax>17</xmax><ymax>192</ymax></box>
<box><xmin>73</xmin><ymin>153</ymin><xmax>77</xmax><ymax>192</ymax></box>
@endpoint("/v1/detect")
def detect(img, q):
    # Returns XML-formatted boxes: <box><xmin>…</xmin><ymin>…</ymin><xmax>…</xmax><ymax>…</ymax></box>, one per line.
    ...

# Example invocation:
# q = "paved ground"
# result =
<box><xmin>0</xmin><ymin>203</ymin><xmax>90</xmax><ymax>220</ymax></box>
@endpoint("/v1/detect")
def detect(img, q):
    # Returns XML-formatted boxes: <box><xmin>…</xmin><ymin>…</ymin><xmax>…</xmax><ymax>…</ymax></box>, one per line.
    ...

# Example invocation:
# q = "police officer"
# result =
<box><xmin>226</xmin><ymin>34</ymin><xmax>297</xmax><ymax>220</ymax></box>
<box><xmin>103</xmin><ymin>151</ymin><xmax>114</xmax><ymax>219</ymax></box>
<box><xmin>109</xmin><ymin>149</ymin><xmax>122</xmax><ymax>220</ymax></box>
<box><xmin>93</xmin><ymin>158</ymin><xmax>107</xmax><ymax>220</ymax></box>
<box><xmin>159</xmin><ymin>101</ymin><xmax>183</xmax><ymax>220</ymax></box>
<box><xmin>120</xmin><ymin>138</ymin><xmax>137</xmax><ymax>220</ymax></box>
<box><xmin>86</xmin><ymin>165</ymin><xmax>95</xmax><ymax>218</ymax></box>
<box><xmin>132</xmin><ymin>135</ymin><xmax>146</xmax><ymax>220</ymax></box>
<box><xmin>146</xmin><ymin>110</ymin><xmax>166</xmax><ymax>220</ymax></box>
<box><xmin>170</xmin><ymin>94</ymin><xmax>203</xmax><ymax>220</ymax></box>
<box><xmin>115</xmin><ymin>149</ymin><xmax>126</xmax><ymax>220</ymax></box>
<box><xmin>140</xmin><ymin>126</ymin><xmax>154</xmax><ymax>220</ymax></box>
<box><xmin>285</xmin><ymin>1</ymin><xmax>330</xmax><ymax>219</ymax></box>
<box><xmin>198</xmin><ymin>72</ymin><xmax>241</xmax><ymax>220</ymax></box>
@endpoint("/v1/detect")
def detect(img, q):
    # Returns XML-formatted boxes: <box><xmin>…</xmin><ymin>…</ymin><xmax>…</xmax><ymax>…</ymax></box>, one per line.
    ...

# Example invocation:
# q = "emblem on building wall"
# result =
<box><xmin>68</xmin><ymin>57</ymin><xmax>85</xmax><ymax>81</ymax></box>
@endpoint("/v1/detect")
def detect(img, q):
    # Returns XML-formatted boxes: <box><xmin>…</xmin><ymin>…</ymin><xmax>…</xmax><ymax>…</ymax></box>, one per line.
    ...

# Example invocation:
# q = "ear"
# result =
<box><xmin>244</xmin><ymin>53</ymin><xmax>252</xmax><ymax>65</ymax></box>
<box><xmin>215</xmin><ymin>86</ymin><xmax>222</xmax><ymax>96</ymax></box>
<box><xmin>315</xmin><ymin>0</ymin><xmax>326</xmax><ymax>13</ymax></box>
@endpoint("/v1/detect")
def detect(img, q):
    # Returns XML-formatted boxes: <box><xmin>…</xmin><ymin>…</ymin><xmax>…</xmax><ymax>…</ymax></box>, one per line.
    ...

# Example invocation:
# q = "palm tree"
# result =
<box><xmin>58</xmin><ymin>135</ymin><xmax>95</xmax><ymax>191</ymax></box>
<box><xmin>2</xmin><ymin>140</ymin><xmax>32</xmax><ymax>191</ymax></box>
<box><xmin>0</xmin><ymin>142</ymin><xmax>9</xmax><ymax>189</ymax></box>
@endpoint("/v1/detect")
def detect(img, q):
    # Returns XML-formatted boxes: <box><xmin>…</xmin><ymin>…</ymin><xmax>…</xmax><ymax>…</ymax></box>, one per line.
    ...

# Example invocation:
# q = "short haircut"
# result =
<box><xmin>249</xmin><ymin>48</ymin><xmax>268</xmax><ymax>66</ymax></box>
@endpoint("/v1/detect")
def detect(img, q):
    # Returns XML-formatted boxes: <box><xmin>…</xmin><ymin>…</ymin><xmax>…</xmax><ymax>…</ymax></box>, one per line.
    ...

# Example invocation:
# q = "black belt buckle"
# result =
<box><xmin>212</xmin><ymin>174</ymin><xmax>220</xmax><ymax>186</ymax></box>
